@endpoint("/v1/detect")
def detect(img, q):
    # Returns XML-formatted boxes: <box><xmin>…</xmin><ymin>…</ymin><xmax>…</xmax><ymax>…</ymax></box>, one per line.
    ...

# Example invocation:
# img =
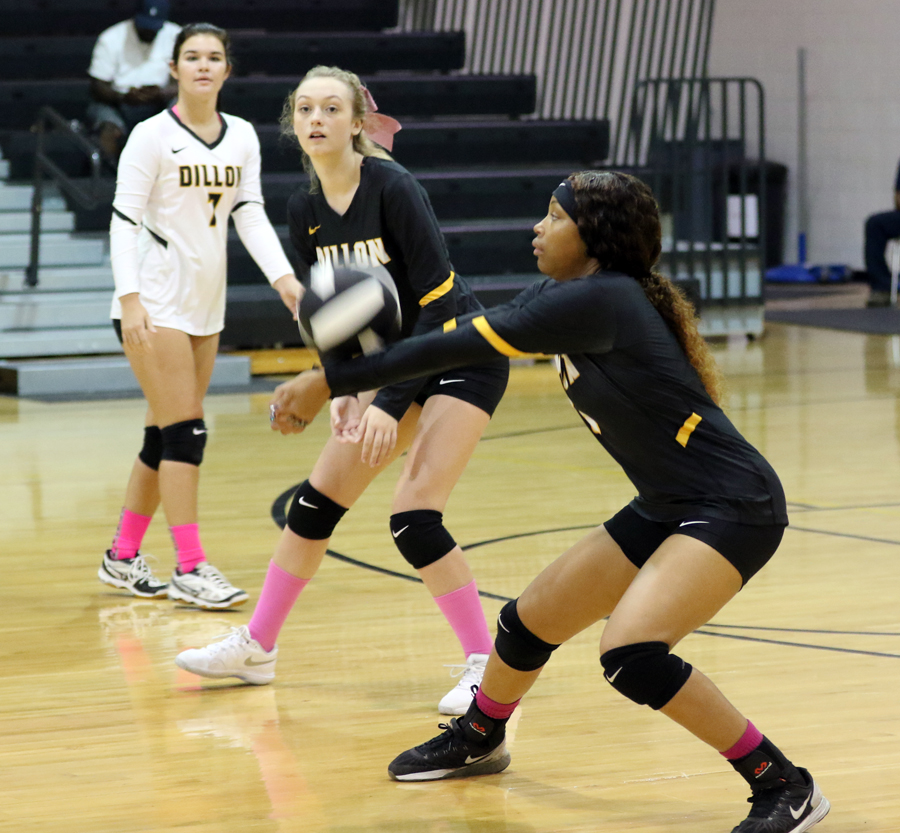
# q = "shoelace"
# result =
<box><xmin>126</xmin><ymin>553</ymin><xmax>162</xmax><ymax>581</ymax></box>
<box><xmin>204</xmin><ymin>627</ymin><xmax>252</xmax><ymax>656</ymax></box>
<box><xmin>195</xmin><ymin>564</ymin><xmax>234</xmax><ymax>588</ymax></box>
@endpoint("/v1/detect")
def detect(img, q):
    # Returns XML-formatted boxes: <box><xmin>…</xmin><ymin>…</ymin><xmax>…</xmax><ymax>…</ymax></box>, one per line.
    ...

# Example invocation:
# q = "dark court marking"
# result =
<box><xmin>271</xmin><ymin>482</ymin><xmax>899</xmax><ymax>660</ymax></box>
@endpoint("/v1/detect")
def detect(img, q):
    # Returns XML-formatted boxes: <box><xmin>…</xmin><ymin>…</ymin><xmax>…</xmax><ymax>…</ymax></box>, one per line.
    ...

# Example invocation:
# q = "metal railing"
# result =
<box><xmin>397</xmin><ymin>0</ymin><xmax>715</xmax><ymax>161</ymax></box>
<box><xmin>26</xmin><ymin>106</ymin><xmax>113</xmax><ymax>287</ymax></box>
<box><xmin>622</xmin><ymin>77</ymin><xmax>767</xmax><ymax>303</ymax></box>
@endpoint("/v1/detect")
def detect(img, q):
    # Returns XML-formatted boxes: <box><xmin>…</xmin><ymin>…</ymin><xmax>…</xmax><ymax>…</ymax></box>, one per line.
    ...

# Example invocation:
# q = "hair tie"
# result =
<box><xmin>361</xmin><ymin>85</ymin><xmax>402</xmax><ymax>152</ymax></box>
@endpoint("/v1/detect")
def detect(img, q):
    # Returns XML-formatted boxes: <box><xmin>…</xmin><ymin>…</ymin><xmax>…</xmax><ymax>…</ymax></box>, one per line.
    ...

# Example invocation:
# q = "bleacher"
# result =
<box><xmin>0</xmin><ymin>0</ymin><xmax>610</xmax><ymax>368</ymax></box>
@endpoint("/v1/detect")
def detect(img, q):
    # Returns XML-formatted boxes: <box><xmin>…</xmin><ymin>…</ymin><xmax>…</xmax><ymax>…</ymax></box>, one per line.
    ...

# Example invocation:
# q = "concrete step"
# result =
<box><xmin>0</xmin><ymin>232</ymin><xmax>107</xmax><ymax>269</ymax></box>
<box><xmin>0</xmin><ymin>183</ymin><xmax>65</xmax><ymax>211</ymax></box>
<box><xmin>0</xmin><ymin>210</ymin><xmax>73</xmax><ymax>233</ymax></box>
<box><xmin>0</xmin><ymin>264</ymin><xmax>114</xmax><ymax>292</ymax></box>
<box><xmin>0</xmin><ymin>325</ymin><xmax>121</xmax><ymax>357</ymax></box>
<box><xmin>0</xmin><ymin>353</ymin><xmax>250</xmax><ymax>396</ymax></box>
<box><xmin>0</xmin><ymin>289</ymin><xmax>109</xmax><ymax>329</ymax></box>
<box><xmin>0</xmin><ymin>159</ymin><xmax>10</xmax><ymax>179</ymax></box>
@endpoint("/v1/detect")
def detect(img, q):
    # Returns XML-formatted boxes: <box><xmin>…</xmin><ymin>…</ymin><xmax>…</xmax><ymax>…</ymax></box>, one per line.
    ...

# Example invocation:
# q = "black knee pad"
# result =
<box><xmin>389</xmin><ymin>510</ymin><xmax>456</xmax><ymax>569</ymax></box>
<box><xmin>138</xmin><ymin>425</ymin><xmax>163</xmax><ymax>470</ymax></box>
<box><xmin>286</xmin><ymin>480</ymin><xmax>348</xmax><ymax>540</ymax></box>
<box><xmin>600</xmin><ymin>641</ymin><xmax>693</xmax><ymax>710</ymax></box>
<box><xmin>161</xmin><ymin>418</ymin><xmax>207</xmax><ymax>466</ymax></box>
<box><xmin>494</xmin><ymin>599</ymin><xmax>560</xmax><ymax>672</ymax></box>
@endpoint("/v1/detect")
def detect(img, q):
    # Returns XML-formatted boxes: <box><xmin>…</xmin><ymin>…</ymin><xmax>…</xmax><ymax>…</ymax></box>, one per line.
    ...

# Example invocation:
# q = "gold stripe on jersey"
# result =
<box><xmin>419</xmin><ymin>272</ymin><xmax>455</xmax><ymax>306</ymax></box>
<box><xmin>443</xmin><ymin>318</ymin><xmax>457</xmax><ymax>332</ymax></box>
<box><xmin>676</xmin><ymin>412</ymin><xmax>702</xmax><ymax>447</ymax></box>
<box><xmin>472</xmin><ymin>316</ymin><xmax>530</xmax><ymax>358</ymax></box>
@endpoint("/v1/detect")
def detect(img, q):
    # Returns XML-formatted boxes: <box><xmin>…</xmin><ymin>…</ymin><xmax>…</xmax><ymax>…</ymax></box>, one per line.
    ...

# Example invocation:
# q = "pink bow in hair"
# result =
<box><xmin>362</xmin><ymin>86</ymin><xmax>402</xmax><ymax>152</ymax></box>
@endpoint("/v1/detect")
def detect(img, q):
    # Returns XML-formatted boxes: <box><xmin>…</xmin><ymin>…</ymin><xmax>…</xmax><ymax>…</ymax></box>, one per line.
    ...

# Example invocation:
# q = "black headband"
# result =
<box><xmin>552</xmin><ymin>179</ymin><xmax>578</xmax><ymax>222</ymax></box>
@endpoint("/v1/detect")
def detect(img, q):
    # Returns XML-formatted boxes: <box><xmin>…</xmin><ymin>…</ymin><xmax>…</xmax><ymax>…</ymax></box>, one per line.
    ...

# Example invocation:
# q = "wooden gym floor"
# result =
<box><xmin>1</xmin><ymin>317</ymin><xmax>899</xmax><ymax>832</ymax></box>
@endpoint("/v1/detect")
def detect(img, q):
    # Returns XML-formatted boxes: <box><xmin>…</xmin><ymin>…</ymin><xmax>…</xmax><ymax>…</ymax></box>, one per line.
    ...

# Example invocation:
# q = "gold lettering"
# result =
<box><xmin>365</xmin><ymin>237</ymin><xmax>391</xmax><ymax>265</ymax></box>
<box><xmin>225</xmin><ymin>166</ymin><xmax>235</xmax><ymax>187</ymax></box>
<box><xmin>353</xmin><ymin>241</ymin><xmax>370</xmax><ymax>266</ymax></box>
<box><xmin>179</xmin><ymin>166</ymin><xmax>192</xmax><ymax>187</ymax></box>
<box><xmin>340</xmin><ymin>243</ymin><xmax>351</xmax><ymax>265</ymax></box>
<box><xmin>202</xmin><ymin>166</ymin><xmax>212</xmax><ymax>187</ymax></box>
<box><xmin>213</xmin><ymin>166</ymin><xmax>222</xmax><ymax>187</ymax></box>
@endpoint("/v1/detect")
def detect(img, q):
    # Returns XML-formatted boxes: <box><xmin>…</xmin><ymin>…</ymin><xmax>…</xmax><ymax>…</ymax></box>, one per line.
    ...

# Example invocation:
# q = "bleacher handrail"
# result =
<box><xmin>26</xmin><ymin>105</ymin><xmax>111</xmax><ymax>288</ymax></box>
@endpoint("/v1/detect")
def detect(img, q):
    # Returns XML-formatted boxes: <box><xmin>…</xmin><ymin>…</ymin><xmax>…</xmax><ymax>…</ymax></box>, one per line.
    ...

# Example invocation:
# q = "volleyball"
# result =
<box><xmin>298</xmin><ymin>262</ymin><xmax>402</xmax><ymax>360</ymax></box>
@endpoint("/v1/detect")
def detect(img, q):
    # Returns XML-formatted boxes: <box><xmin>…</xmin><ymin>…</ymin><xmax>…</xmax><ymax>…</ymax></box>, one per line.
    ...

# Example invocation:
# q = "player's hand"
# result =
<box><xmin>119</xmin><ymin>293</ymin><xmax>156</xmax><ymax>353</ymax></box>
<box><xmin>273</xmin><ymin>273</ymin><xmax>303</xmax><ymax>320</ymax></box>
<box><xmin>357</xmin><ymin>404</ymin><xmax>397</xmax><ymax>467</ymax></box>
<box><xmin>269</xmin><ymin>369</ymin><xmax>330</xmax><ymax>434</ymax></box>
<box><xmin>330</xmin><ymin>395</ymin><xmax>361</xmax><ymax>442</ymax></box>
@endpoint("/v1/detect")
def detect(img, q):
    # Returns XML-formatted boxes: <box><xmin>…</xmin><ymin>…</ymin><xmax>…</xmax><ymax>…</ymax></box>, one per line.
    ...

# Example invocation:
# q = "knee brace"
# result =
<box><xmin>160</xmin><ymin>418</ymin><xmax>207</xmax><ymax>466</ymax></box>
<box><xmin>494</xmin><ymin>599</ymin><xmax>560</xmax><ymax>672</ymax></box>
<box><xmin>389</xmin><ymin>510</ymin><xmax>456</xmax><ymax>569</ymax></box>
<box><xmin>286</xmin><ymin>480</ymin><xmax>348</xmax><ymax>540</ymax></box>
<box><xmin>600</xmin><ymin>641</ymin><xmax>693</xmax><ymax>710</ymax></box>
<box><xmin>138</xmin><ymin>425</ymin><xmax>163</xmax><ymax>470</ymax></box>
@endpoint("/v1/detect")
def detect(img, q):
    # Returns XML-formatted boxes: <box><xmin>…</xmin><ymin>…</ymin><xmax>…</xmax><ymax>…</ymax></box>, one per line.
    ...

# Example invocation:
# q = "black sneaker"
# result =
<box><xmin>388</xmin><ymin>717</ymin><xmax>511</xmax><ymax>782</ymax></box>
<box><xmin>732</xmin><ymin>767</ymin><xmax>830</xmax><ymax>832</ymax></box>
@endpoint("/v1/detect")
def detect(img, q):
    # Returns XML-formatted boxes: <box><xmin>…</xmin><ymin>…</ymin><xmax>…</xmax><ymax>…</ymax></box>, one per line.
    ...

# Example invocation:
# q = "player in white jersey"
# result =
<box><xmin>98</xmin><ymin>23</ymin><xmax>302</xmax><ymax>610</ymax></box>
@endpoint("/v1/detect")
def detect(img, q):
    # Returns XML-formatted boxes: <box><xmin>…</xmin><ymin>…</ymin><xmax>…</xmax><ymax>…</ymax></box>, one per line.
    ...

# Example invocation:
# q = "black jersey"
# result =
<box><xmin>324</xmin><ymin>271</ymin><xmax>788</xmax><ymax>526</ymax></box>
<box><xmin>287</xmin><ymin>156</ymin><xmax>485</xmax><ymax>420</ymax></box>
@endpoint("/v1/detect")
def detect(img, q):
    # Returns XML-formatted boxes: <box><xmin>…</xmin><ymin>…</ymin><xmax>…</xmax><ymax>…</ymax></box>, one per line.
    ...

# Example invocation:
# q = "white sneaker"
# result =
<box><xmin>168</xmin><ymin>562</ymin><xmax>249</xmax><ymax>610</ymax></box>
<box><xmin>175</xmin><ymin>625</ymin><xmax>277</xmax><ymax>685</ymax></box>
<box><xmin>438</xmin><ymin>652</ymin><xmax>488</xmax><ymax>715</ymax></box>
<box><xmin>98</xmin><ymin>550</ymin><xmax>168</xmax><ymax>598</ymax></box>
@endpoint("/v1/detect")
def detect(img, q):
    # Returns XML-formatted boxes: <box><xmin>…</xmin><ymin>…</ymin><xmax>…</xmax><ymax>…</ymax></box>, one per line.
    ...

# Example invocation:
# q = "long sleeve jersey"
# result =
<box><xmin>287</xmin><ymin>156</ymin><xmax>487</xmax><ymax>420</ymax></box>
<box><xmin>325</xmin><ymin>271</ymin><xmax>788</xmax><ymax>526</ymax></box>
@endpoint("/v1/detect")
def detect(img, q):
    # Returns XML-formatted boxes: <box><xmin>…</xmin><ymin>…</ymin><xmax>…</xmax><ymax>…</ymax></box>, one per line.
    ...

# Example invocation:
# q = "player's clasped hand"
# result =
<box><xmin>268</xmin><ymin>369</ymin><xmax>331</xmax><ymax>434</ymax></box>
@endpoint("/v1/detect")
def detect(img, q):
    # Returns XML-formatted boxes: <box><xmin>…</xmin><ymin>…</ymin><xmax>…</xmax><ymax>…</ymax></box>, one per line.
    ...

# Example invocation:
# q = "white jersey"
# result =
<box><xmin>88</xmin><ymin>19</ymin><xmax>181</xmax><ymax>93</ymax></box>
<box><xmin>110</xmin><ymin>108</ymin><xmax>293</xmax><ymax>335</ymax></box>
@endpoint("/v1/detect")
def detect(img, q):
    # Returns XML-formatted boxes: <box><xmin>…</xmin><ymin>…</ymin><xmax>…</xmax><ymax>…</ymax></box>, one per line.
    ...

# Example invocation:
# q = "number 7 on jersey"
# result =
<box><xmin>207</xmin><ymin>192</ymin><xmax>222</xmax><ymax>227</ymax></box>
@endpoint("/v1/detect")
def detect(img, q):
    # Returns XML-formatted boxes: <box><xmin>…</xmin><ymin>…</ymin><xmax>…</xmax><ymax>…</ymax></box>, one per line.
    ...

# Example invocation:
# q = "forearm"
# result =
<box><xmin>325</xmin><ymin>323</ymin><xmax>501</xmax><ymax>398</ymax></box>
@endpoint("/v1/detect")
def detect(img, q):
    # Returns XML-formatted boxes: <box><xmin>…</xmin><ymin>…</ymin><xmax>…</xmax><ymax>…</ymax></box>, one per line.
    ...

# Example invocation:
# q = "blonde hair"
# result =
<box><xmin>279</xmin><ymin>65</ymin><xmax>393</xmax><ymax>193</ymax></box>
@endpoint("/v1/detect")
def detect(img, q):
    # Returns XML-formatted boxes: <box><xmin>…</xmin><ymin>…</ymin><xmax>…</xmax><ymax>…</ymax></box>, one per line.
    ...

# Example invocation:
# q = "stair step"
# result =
<box><xmin>0</xmin><ymin>232</ymin><xmax>106</xmax><ymax>269</ymax></box>
<box><xmin>0</xmin><ymin>183</ymin><xmax>65</xmax><ymax>211</ymax></box>
<box><xmin>0</xmin><ymin>353</ymin><xmax>250</xmax><ymax>395</ymax></box>
<box><xmin>0</xmin><ymin>325</ymin><xmax>121</xmax><ymax>358</ymax></box>
<box><xmin>0</xmin><ymin>289</ymin><xmax>110</xmax><ymax>329</ymax></box>
<box><xmin>0</xmin><ymin>211</ymin><xmax>72</xmax><ymax>233</ymax></box>
<box><xmin>0</xmin><ymin>265</ymin><xmax>114</xmax><ymax>292</ymax></box>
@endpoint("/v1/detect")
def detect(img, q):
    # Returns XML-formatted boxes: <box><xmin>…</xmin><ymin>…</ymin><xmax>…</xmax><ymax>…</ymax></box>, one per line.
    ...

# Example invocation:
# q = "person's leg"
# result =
<box><xmin>598</xmin><ymin>536</ymin><xmax>828</xmax><ymax>832</ymax></box>
<box><xmin>246</xmin><ymin>392</ymin><xmax>421</xmax><ymax>651</ymax></box>
<box><xmin>386</xmin><ymin>395</ymin><xmax>499</xmax><ymax>712</ymax></box>
<box><xmin>176</xmin><ymin>392</ymin><xmax>421</xmax><ymax>680</ymax></box>
<box><xmin>388</xmin><ymin>525</ymin><xmax>639</xmax><ymax>780</ymax></box>
<box><xmin>864</xmin><ymin>210</ymin><xmax>900</xmax><ymax>303</ymax></box>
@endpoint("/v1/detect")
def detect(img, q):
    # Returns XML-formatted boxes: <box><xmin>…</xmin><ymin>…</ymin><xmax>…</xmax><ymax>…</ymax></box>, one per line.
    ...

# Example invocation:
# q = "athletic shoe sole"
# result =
<box><xmin>794</xmin><ymin>782</ymin><xmax>830</xmax><ymax>833</ymax></box>
<box><xmin>98</xmin><ymin>563</ymin><xmax>168</xmax><ymax>599</ymax></box>
<box><xmin>167</xmin><ymin>584</ymin><xmax>249</xmax><ymax>611</ymax></box>
<box><xmin>173</xmin><ymin>653</ymin><xmax>273</xmax><ymax>685</ymax></box>
<box><xmin>388</xmin><ymin>742</ymin><xmax>511</xmax><ymax>782</ymax></box>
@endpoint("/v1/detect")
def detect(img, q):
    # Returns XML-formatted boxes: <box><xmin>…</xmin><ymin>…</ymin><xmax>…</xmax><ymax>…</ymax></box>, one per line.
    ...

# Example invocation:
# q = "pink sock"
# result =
<box><xmin>111</xmin><ymin>509</ymin><xmax>152</xmax><ymax>560</ymax></box>
<box><xmin>433</xmin><ymin>580</ymin><xmax>493</xmax><ymax>657</ymax></box>
<box><xmin>248</xmin><ymin>561</ymin><xmax>309</xmax><ymax>652</ymax></box>
<box><xmin>170</xmin><ymin>523</ymin><xmax>206</xmax><ymax>574</ymax></box>
<box><xmin>475</xmin><ymin>688</ymin><xmax>519</xmax><ymax>720</ymax></box>
<box><xmin>722</xmin><ymin>720</ymin><xmax>764</xmax><ymax>760</ymax></box>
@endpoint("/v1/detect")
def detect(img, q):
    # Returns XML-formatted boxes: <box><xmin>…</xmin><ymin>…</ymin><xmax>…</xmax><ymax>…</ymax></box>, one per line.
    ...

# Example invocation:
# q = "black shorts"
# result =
<box><xmin>112</xmin><ymin>319</ymin><xmax>123</xmax><ymax>344</ymax></box>
<box><xmin>413</xmin><ymin>357</ymin><xmax>509</xmax><ymax>417</ymax></box>
<box><xmin>603</xmin><ymin>504</ymin><xmax>785</xmax><ymax>586</ymax></box>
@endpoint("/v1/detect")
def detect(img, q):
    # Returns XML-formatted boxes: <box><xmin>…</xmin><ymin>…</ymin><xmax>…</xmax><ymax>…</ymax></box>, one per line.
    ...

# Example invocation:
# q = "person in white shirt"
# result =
<box><xmin>98</xmin><ymin>22</ymin><xmax>303</xmax><ymax>611</ymax></box>
<box><xmin>87</xmin><ymin>0</ymin><xmax>181</xmax><ymax>160</ymax></box>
